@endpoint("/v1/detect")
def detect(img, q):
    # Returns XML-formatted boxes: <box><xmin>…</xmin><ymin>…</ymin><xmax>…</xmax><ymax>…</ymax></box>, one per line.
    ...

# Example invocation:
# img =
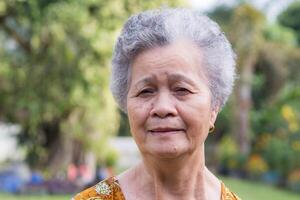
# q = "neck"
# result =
<box><xmin>140</xmin><ymin>146</ymin><xmax>208</xmax><ymax>199</ymax></box>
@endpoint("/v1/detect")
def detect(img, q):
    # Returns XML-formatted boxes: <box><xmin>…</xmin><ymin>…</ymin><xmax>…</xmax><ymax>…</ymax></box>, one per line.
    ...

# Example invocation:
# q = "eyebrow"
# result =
<box><xmin>133</xmin><ymin>73</ymin><xmax>198</xmax><ymax>89</ymax></box>
<box><xmin>168</xmin><ymin>74</ymin><xmax>198</xmax><ymax>87</ymax></box>
<box><xmin>134</xmin><ymin>76</ymin><xmax>157</xmax><ymax>89</ymax></box>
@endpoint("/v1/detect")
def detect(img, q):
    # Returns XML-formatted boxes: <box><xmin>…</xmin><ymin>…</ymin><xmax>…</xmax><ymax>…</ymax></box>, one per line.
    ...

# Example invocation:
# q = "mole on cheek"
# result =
<box><xmin>173</xmin><ymin>146</ymin><xmax>177</xmax><ymax>153</ymax></box>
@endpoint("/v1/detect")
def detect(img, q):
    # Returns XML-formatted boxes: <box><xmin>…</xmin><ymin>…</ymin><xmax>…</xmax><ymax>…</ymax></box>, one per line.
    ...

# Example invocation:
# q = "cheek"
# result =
<box><xmin>179</xmin><ymin>97</ymin><xmax>212</xmax><ymax>133</ymax></box>
<box><xmin>184</xmin><ymin>112</ymin><xmax>210</xmax><ymax>146</ymax></box>
<box><xmin>127</xmin><ymin>101</ymin><xmax>150</xmax><ymax>134</ymax></box>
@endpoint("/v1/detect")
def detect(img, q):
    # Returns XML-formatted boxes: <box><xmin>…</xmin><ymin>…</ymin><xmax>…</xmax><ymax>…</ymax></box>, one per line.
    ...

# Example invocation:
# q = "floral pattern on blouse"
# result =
<box><xmin>72</xmin><ymin>177</ymin><xmax>241</xmax><ymax>200</ymax></box>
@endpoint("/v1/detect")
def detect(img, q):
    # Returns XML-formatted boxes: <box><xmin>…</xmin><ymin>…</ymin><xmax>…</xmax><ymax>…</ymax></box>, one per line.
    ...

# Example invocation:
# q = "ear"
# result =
<box><xmin>210</xmin><ymin>106</ymin><xmax>219</xmax><ymax>127</ymax></box>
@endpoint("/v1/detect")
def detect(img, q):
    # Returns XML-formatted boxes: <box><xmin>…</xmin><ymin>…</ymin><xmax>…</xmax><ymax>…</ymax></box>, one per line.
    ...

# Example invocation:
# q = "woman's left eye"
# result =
<box><xmin>174</xmin><ymin>87</ymin><xmax>191</xmax><ymax>96</ymax></box>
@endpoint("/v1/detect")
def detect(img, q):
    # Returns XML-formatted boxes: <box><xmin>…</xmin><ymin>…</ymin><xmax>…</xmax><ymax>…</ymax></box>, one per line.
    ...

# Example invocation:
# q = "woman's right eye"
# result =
<box><xmin>137</xmin><ymin>88</ymin><xmax>154</xmax><ymax>97</ymax></box>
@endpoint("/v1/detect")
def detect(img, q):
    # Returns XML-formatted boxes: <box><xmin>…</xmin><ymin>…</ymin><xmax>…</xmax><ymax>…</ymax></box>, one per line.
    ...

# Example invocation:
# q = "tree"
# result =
<box><xmin>278</xmin><ymin>1</ymin><xmax>300</xmax><ymax>45</ymax></box>
<box><xmin>0</xmin><ymin>0</ymin><xmax>184</xmax><ymax>175</ymax></box>
<box><xmin>209</xmin><ymin>3</ymin><xmax>300</xmax><ymax>156</ymax></box>
<box><xmin>219</xmin><ymin>4</ymin><xmax>265</xmax><ymax>155</ymax></box>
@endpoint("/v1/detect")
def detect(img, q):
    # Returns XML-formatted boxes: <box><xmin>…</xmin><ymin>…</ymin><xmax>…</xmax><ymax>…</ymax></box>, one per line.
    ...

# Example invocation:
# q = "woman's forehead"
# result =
<box><xmin>132</xmin><ymin>39</ymin><xmax>202</xmax><ymax>66</ymax></box>
<box><xmin>129</xmin><ymin>40</ymin><xmax>208</xmax><ymax>85</ymax></box>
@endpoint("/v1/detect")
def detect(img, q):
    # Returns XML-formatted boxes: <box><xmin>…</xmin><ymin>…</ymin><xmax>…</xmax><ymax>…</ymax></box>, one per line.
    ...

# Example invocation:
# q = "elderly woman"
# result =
<box><xmin>73</xmin><ymin>8</ymin><xmax>240</xmax><ymax>200</ymax></box>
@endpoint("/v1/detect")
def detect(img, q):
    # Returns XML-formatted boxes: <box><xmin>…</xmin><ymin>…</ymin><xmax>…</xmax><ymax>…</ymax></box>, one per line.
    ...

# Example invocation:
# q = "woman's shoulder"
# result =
<box><xmin>72</xmin><ymin>177</ymin><xmax>125</xmax><ymax>200</ymax></box>
<box><xmin>221</xmin><ymin>182</ymin><xmax>241</xmax><ymax>200</ymax></box>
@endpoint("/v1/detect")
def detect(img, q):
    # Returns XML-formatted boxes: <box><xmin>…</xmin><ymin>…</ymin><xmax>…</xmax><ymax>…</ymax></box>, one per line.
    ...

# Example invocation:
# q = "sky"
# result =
<box><xmin>189</xmin><ymin>0</ymin><xmax>295</xmax><ymax>21</ymax></box>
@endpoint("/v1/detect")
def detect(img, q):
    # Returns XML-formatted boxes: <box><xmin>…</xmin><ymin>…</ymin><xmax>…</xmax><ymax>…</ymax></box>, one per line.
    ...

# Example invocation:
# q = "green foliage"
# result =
<box><xmin>278</xmin><ymin>1</ymin><xmax>300</xmax><ymax>44</ymax></box>
<box><xmin>218</xmin><ymin>135</ymin><xmax>241</xmax><ymax>169</ymax></box>
<box><xmin>263</xmin><ymin>137</ymin><xmax>295</xmax><ymax>177</ymax></box>
<box><xmin>117</xmin><ymin>109</ymin><xmax>131</xmax><ymax>136</ymax></box>
<box><xmin>104</xmin><ymin>147</ymin><xmax>119</xmax><ymax>167</ymax></box>
<box><xmin>251</xmin><ymin>83</ymin><xmax>300</xmax><ymax>184</ymax></box>
<box><xmin>210</xmin><ymin>2</ymin><xmax>300</xmax><ymax>191</ymax></box>
<box><xmin>263</xmin><ymin>24</ymin><xmax>298</xmax><ymax>46</ymax></box>
<box><xmin>0</xmin><ymin>0</ymin><xmax>184</xmax><ymax>170</ymax></box>
<box><xmin>0</xmin><ymin>0</ymin><xmax>122</xmax><ymax>168</ymax></box>
<box><xmin>229</xmin><ymin>3</ymin><xmax>265</xmax><ymax>63</ymax></box>
<box><xmin>207</xmin><ymin>5</ymin><xmax>234</xmax><ymax>32</ymax></box>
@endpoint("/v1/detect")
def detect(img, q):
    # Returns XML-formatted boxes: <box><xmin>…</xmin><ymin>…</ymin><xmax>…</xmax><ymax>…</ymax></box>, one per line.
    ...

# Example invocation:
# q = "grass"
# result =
<box><xmin>1</xmin><ymin>177</ymin><xmax>299</xmax><ymax>200</ymax></box>
<box><xmin>221</xmin><ymin>176</ymin><xmax>300</xmax><ymax>200</ymax></box>
<box><xmin>0</xmin><ymin>193</ymin><xmax>71</xmax><ymax>200</ymax></box>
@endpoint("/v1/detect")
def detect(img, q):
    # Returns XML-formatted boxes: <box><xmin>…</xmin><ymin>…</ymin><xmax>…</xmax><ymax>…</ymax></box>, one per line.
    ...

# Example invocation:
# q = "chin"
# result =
<box><xmin>147</xmin><ymin>144</ymin><xmax>190</xmax><ymax>159</ymax></box>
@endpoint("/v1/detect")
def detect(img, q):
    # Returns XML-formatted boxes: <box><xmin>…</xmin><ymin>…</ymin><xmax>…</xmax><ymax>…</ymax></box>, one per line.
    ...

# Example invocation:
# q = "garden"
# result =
<box><xmin>0</xmin><ymin>0</ymin><xmax>300</xmax><ymax>199</ymax></box>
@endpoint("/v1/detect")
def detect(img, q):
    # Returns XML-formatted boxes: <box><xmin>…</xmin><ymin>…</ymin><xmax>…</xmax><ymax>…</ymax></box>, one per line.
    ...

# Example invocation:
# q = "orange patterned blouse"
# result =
<box><xmin>72</xmin><ymin>176</ymin><xmax>241</xmax><ymax>200</ymax></box>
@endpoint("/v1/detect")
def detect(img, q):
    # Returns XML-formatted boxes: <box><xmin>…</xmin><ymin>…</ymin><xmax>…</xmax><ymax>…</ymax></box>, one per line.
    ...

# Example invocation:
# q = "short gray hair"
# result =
<box><xmin>111</xmin><ymin>8</ymin><xmax>236</xmax><ymax>113</ymax></box>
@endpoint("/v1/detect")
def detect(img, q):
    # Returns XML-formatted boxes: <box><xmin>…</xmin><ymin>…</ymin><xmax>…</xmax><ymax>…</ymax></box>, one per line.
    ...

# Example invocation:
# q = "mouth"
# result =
<box><xmin>148</xmin><ymin>127</ymin><xmax>185</xmax><ymax>134</ymax></box>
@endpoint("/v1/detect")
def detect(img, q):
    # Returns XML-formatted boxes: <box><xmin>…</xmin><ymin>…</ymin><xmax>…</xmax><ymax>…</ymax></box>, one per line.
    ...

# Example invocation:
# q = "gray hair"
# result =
<box><xmin>111</xmin><ymin>8</ymin><xmax>236</xmax><ymax>113</ymax></box>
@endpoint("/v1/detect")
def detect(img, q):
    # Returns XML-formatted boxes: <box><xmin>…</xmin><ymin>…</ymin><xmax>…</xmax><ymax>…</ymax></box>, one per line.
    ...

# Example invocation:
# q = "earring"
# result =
<box><xmin>209</xmin><ymin>125</ymin><xmax>215</xmax><ymax>133</ymax></box>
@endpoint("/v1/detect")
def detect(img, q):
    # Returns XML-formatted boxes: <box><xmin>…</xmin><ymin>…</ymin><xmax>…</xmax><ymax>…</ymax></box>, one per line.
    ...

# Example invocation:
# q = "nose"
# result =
<box><xmin>149</xmin><ymin>91</ymin><xmax>178</xmax><ymax>118</ymax></box>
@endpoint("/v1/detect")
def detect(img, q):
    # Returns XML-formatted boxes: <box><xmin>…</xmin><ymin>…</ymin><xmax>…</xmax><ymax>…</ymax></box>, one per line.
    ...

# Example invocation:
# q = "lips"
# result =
<box><xmin>148</xmin><ymin>127</ymin><xmax>185</xmax><ymax>134</ymax></box>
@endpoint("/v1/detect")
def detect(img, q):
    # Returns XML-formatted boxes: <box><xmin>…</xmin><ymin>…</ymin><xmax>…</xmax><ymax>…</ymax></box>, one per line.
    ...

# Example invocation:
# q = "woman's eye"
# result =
<box><xmin>137</xmin><ymin>88</ymin><xmax>154</xmax><ymax>97</ymax></box>
<box><xmin>174</xmin><ymin>87</ymin><xmax>191</xmax><ymax>96</ymax></box>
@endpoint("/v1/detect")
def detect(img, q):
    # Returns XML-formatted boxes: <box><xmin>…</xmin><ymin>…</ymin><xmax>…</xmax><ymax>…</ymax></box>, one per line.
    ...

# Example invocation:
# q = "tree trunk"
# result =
<box><xmin>233</xmin><ymin>54</ymin><xmax>256</xmax><ymax>155</ymax></box>
<box><xmin>47</xmin><ymin>132</ymin><xmax>74</xmax><ymax>176</ymax></box>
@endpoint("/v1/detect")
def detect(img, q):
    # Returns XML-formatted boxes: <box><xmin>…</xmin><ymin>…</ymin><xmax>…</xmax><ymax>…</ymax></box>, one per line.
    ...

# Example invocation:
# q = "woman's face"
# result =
<box><xmin>127</xmin><ymin>40</ymin><xmax>218</xmax><ymax>159</ymax></box>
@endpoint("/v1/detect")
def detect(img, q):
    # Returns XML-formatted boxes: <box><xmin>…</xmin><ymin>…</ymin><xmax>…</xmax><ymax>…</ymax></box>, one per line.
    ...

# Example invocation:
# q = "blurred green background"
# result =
<box><xmin>0</xmin><ymin>0</ymin><xmax>299</xmax><ymax>199</ymax></box>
